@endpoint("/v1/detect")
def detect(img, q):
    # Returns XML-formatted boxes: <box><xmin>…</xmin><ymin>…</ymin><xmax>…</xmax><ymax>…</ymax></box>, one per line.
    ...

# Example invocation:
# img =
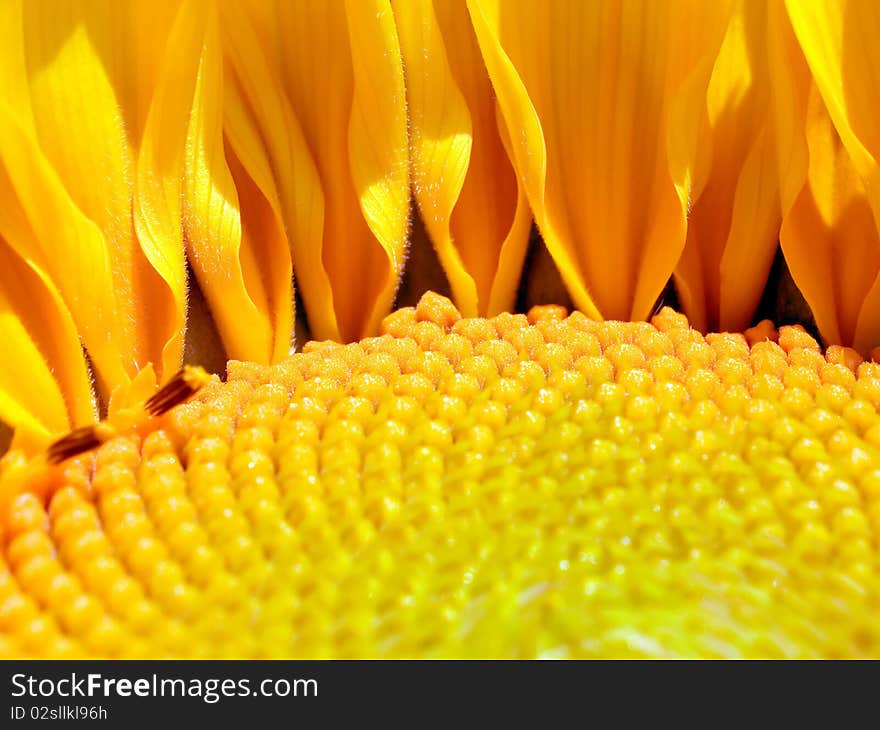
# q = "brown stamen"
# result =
<box><xmin>145</xmin><ymin>365</ymin><xmax>212</xmax><ymax>416</ymax></box>
<box><xmin>46</xmin><ymin>423</ymin><xmax>116</xmax><ymax>465</ymax></box>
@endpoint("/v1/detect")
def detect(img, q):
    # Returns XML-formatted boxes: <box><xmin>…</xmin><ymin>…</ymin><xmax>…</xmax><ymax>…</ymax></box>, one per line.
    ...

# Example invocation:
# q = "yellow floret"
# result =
<box><xmin>2</xmin><ymin>292</ymin><xmax>880</xmax><ymax>657</ymax></box>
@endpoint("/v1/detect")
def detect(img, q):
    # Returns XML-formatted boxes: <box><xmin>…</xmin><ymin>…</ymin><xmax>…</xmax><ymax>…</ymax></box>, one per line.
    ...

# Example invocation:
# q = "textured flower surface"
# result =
<box><xmin>2</xmin><ymin>294</ymin><xmax>880</xmax><ymax>657</ymax></box>
<box><xmin>4</xmin><ymin>0</ymin><xmax>880</xmax><ymax>658</ymax></box>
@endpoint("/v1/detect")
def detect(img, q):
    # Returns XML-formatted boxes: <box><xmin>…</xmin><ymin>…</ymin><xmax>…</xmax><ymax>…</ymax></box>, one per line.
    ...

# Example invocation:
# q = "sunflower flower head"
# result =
<box><xmin>3</xmin><ymin>0</ymin><xmax>880</xmax><ymax>658</ymax></box>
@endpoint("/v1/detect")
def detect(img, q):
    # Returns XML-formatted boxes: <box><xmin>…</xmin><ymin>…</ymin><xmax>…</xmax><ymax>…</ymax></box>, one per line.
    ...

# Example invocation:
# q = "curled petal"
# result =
<box><xmin>467</xmin><ymin>0</ymin><xmax>730</xmax><ymax>321</ymax></box>
<box><xmin>675</xmin><ymin>0</ymin><xmax>785</xmax><ymax>333</ymax></box>
<box><xmin>134</xmin><ymin>0</ymin><xmax>210</xmax><ymax>379</ymax></box>
<box><xmin>273</xmin><ymin>0</ymin><xmax>410</xmax><ymax>342</ymax></box>
<box><xmin>780</xmin><ymin>0</ymin><xmax>880</xmax><ymax>352</ymax></box>
<box><xmin>0</xmin><ymin>106</ymin><xmax>129</xmax><ymax>392</ymax></box>
<box><xmin>781</xmin><ymin>87</ymin><xmax>880</xmax><ymax>354</ymax></box>
<box><xmin>3</xmin><ymin>0</ymin><xmax>188</xmax><ymax>389</ymax></box>
<box><xmin>396</xmin><ymin>0</ymin><xmax>531</xmax><ymax>317</ymax></box>
<box><xmin>785</xmin><ymin>0</ymin><xmax>880</xmax><ymax>204</ymax></box>
<box><xmin>181</xmin><ymin>2</ymin><xmax>294</xmax><ymax>363</ymax></box>
<box><xmin>221</xmin><ymin>1</ymin><xmax>324</xmax><ymax>348</ymax></box>
<box><xmin>0</xmin><ymin>239</ymin><xmax>94</xmax><ymax>451</ymax></box>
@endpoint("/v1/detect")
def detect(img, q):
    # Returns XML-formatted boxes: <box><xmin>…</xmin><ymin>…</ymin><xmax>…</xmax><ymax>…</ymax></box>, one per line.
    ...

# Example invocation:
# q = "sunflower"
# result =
<box><xmin>2</xmin><ymin>0</ymin><xmax>880</xmax><ymax>658</ymax></box>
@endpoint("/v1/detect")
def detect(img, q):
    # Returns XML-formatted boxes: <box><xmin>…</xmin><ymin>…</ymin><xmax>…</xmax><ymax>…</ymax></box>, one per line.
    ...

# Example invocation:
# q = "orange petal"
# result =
<box><xmin>0</xmin><ymin>238</ymin><xmax>95</xmax><ymax>451</ymax></box>
<box><xmin>0</xmin><ymin>105</ymin><xmax>129</xmax><ymax>392</ymax></box>
<box><xmin>785</xmin><ymin>0</ymin><xmax>880</xmax><ymax>207</ymax></box>
<box><xmin>272</xmin><ymin>0</ymin><xmax>410</xmax><ymax>341</ymax></box>
<box><xmin>780</xmin><ymin>86</ymin><xmax>880</xmax><ymax>354</ymax></box>
<box><xmin>4</xmin><ymin>0</ymin><xmax>188</xmax><ymax>386</ymax></box>
<box><xmin>221</xmin><ymin>2</ymin><xmax>330</xmax><ymax>345</ymax></box>
<box><xmin>179</xmin><ymin>2</ymin><xmax>293</xmax><ymax>363</ymax></box>
<box><xmin>780</xmin><ymin>0</ymin><xmax>880</xmax><ymax>353</ymax></box>
<box><xmin>395</xmin><ymin>0</ymin><xmax>531</xmax><ymax>317</ymax></box>
<box><xmin>675</xmin><ymin>1</ymin><xmax>787</xmax><ymax>332</ymax></box>
<box><xmin>468</xmin><ymin>0</ymin><xmax>731</xmax><ymax>321</ymax></box>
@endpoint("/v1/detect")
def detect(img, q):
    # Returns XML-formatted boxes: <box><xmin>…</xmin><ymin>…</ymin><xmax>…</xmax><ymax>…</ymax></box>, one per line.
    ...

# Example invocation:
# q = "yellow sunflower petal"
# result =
<box><xmin>178</xmin><ymin>2</ymin><xmax>293</xmax><ymax>364</ymax></box>
<box><xmin>782</xmin><ymin>0</ymin><xmax>880</xmax><ymax>353</ymax></box>
<box><xmin>0</xmin><ymin>239</ymin><xmax>94</xmax><ymax>451</ymax></box>
<box><xmin>781</xmin><ymin>86</ymin><xmax>880</xmax><ymax>354</ymax></box>
<box><xmin>132</xmin><ymin>0</ymin><xmax>207</xmax><ymax>381</ymax></box>
<box><xmin>0</xmin><ymin>106</ymin><xmax>128</xmax><ymax>392</ymax></box>
<box><xmin>345</xmin><ymin>0</ymin><xmax>411</xmax><ymax>334</ymax></box>
<box><xmin>467</xmin><ymin>0</ymin><xmax>730</xmax><ymax>321</ymax></box>
<box><xmin>221</xmin><ymin>3</ymin><xmax>331</xmax><ymax>344</ymax></box>
<box><xmin>675</xmin><ymin>0</ymin><xmax>784</xmax><ymax>333</ymax></box>
<box><xmin>767</xmin><ymin>3</ymin><xmax>810</xmax><ymax>218</ymax></box>
<box><xmin>215</xmin><ymin>1</ymin><xmax>305</xmax><ymax>362</ymax></box>
<box><xmin>3</xmin><ymin>0</ymin><xmax>186</xmax><ymax>387</ymax></box>
<box><xmin>273</xmin><ymin>0</ymin><xmax>410</xmax><ymax>342</ymax></box>
<box><xmin>395</xmin><ymin>0</ymin><xmax>531</xmax><ymax>317</ymax></box>
<box><xmin>785</xmin><ymin>0</ymin><xmax>880</xmax><ymax>201</ymax></box>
